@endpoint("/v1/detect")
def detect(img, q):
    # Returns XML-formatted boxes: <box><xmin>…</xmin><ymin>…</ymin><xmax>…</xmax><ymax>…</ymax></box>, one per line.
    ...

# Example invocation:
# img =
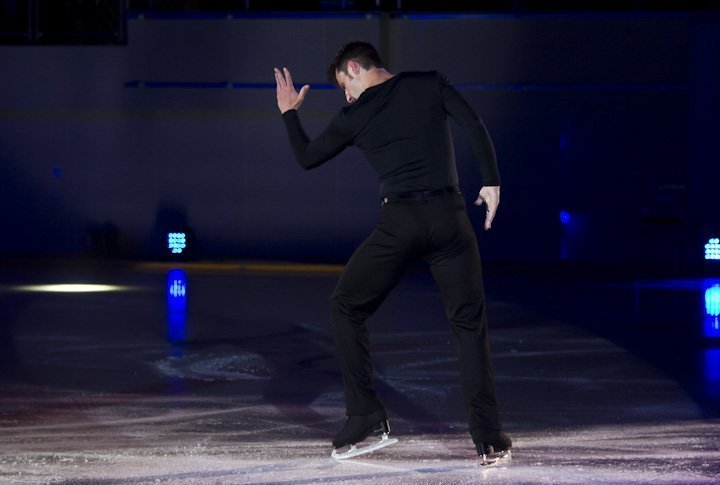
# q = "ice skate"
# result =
<box><xmin>475</xmin><ymin>431</ymin><xmax>512</xmax><ymax>466</ymax></box>
<box><xmin>331</xmin><ymin>410</ymin><xmax>398</xmax><ymax>460</ymax></box>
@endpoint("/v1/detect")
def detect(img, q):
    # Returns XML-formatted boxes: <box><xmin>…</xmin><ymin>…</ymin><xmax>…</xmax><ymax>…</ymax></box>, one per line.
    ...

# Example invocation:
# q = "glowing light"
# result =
<box><xmin>559</xmin><ymin>132</ymin><xmax>569</xmax><ymax>152</ymax></box>
<box><xmin>705</xmin><ymin>349</ymin><xmax>720</xmax><ymax>398</ymax></box>
<box><xmin>559</xmin><ymin>211</ymin><xmax>571</xmax><ymax>224</ymax></box>
<box><xmin>706</xmin><ymin>238</ymin><xmax>720</xmax><ymax>260</ymax></box>
<box><xmin>707</xmin><ymin>285</ymin><xmax>720</xmax><ymax>317</ymax></box>
<box><xmin>167</xmin><ymin>269</ymin><xmax>187</xmax><ymax>343</ymax></box>
<box><xmin>705</xmin><ymin>283</ymin><xmax>720</xmax><ymax>339</ymax></box>
<box><xmin>15</xmin><ymin>284</ymin><xmax>124</xmax><ymax>293</ymax></box>
<box><xmin>168</xmin><ymin>232</ymin><xmax>187</xmax><ymax>254</ymax></box>
<box><xmin>169</xmin><ymin>279</ymin><xmax>186</xmax><ymax>298</ymax></box>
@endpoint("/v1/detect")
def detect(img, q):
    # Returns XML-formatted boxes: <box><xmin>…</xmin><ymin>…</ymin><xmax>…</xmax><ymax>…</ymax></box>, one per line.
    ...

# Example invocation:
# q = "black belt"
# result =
<box><xmin>382</xmin><ymin>185</ymin><xmax>461</xmax><ymax>204</ymax></box>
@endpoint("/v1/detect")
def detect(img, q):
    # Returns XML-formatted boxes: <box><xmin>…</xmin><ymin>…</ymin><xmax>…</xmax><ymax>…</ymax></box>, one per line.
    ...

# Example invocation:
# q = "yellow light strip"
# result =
<box><xmin>135</xmin><ymin>261</ymin><xmax>344</xmax><ymax>274</ymax></box>
<box><xmin>15</xmin><ymin>284</ymin><xmax>126</xmax><ymax>293</ymax></box>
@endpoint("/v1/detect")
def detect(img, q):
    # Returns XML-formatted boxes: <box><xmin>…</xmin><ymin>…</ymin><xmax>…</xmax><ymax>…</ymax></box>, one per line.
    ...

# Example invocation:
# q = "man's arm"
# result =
<box><xmin>275</xmin><ymin>67</ymin><xmax>350</xmax><ymax>170</ymax></box>
<box><xmin>438</xmin><ymin>72</ymin><xmax>501</xmax><ymax>230</ymax></box>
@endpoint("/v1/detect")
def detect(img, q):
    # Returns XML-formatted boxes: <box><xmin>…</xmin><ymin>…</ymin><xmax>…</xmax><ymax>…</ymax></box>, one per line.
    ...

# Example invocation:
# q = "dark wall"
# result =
<box><xmin>1</xmin><ymin>13</ymin><xmax>713</xmax><ymax>263</ymax></box>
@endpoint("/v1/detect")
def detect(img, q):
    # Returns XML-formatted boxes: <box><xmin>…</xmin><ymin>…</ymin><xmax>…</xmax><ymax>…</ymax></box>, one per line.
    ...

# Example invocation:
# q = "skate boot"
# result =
<box><xmin>331</xmin><ymin>409</ymin><xmax>398</xmax><ymax>460</ymax></box>
<box><xmin>474</xmin><ymin>431</ymin><xmax>512</xmax><ymax>466</ymax></box>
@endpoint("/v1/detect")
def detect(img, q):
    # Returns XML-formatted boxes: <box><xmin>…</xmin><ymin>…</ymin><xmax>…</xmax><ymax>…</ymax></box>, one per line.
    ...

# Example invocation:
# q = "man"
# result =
<box><xmin>274</xmin><ymin>41</ymin><xmax>511</xmax><ymax>463</ymax></box>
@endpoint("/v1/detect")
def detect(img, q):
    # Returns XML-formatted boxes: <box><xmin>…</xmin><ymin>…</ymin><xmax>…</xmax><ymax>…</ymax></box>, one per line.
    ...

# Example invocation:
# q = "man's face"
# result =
<box><xmin>335</xmin><ymin>67</ymin><xmax>363</xmax><ymax>104</ymax></box>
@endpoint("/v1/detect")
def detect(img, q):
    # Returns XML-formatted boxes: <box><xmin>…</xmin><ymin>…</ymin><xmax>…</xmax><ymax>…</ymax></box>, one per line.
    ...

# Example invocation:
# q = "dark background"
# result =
<box><xmin>1</xmin><ymin>1</ymin><xmax>718</xmax><ymax>268</ymax></box>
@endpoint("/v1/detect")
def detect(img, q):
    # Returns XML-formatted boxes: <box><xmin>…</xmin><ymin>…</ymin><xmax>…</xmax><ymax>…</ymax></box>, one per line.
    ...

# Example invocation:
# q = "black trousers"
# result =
<box><xmin>329</xmin><ymin>191</ymin><xmax>502</xmax><ymax>440</ymax></box>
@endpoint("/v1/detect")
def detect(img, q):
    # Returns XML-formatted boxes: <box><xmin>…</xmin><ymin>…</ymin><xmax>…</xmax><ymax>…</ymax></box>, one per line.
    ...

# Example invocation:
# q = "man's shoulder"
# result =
<box><xmin>398</xmin><ymin>70</ymin><xmax>444</xmax><ymax>81</ymax></box>
<box><xmin>396</xmin><ymin>71</ymin><xmax>450</xmax><ymax>90</ymax></box>
<box><xmin>391</xmin><ymin>71</ymin><xmax>444</xmax><ymax>93</ymax></box>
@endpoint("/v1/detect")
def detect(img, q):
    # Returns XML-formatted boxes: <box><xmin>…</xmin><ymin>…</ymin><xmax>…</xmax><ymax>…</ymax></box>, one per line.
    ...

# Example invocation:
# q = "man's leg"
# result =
<box><xmin>424</xmin><ymin>201</ymin><xmax>503</xmax><ymax>441</ymax></box>
<box><xmin>330</xmin><ymin>207</ymin><xmax>417</xmax><ymax>416</ymax></box>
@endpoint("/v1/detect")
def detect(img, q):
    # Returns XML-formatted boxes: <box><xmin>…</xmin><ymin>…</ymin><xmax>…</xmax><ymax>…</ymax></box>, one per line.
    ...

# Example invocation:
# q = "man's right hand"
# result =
<box><xmin>475</xmin><ymin>185</ymin><xmax>500</xmax><ymax>231</ymax></box>
<box><xmin>274</xmin><ymin>67</ymin><xmax>310</xmax><ymax>113</ymax></box>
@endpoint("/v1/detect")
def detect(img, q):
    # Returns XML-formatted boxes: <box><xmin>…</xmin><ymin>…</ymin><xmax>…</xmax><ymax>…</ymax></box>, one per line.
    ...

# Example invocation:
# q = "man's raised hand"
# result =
<box><xmin>274</xmin><ymin>67</ymin><xmax>310</xmax><ymax>114</ymax></box>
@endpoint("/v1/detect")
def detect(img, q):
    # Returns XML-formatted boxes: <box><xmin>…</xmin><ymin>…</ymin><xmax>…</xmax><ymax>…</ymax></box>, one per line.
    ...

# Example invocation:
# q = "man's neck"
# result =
<box><xmin>363</xmin><ymin>68</ymin><xmax>394</xmax><ymax>90</ymax></box>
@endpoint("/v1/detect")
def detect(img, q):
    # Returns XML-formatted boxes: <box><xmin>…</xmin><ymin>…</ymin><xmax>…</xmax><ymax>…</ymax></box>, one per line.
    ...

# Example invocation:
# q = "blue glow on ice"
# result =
<box><xmin>167</xmin><ymin>269</ymin><xmax>187</xmax><ymax>343</ymax></box>
<box><xmin>705</xmin><ymin>349</ymin><xmax>720</xmax><ymax>397</ymax></box>
<box><xmin>559</xmin><ymin>132</ymin><xmax>569</xmax><ymax>152</ymax></box>
<box><xmin>705</xmin><ymin>284</ymin><xmax>720</xmax><ymax>338</ymax></box>
<box><xmin>706</xmin><ymin>285</ymin><xmax>720</xmax><ymax>317</ymax></box>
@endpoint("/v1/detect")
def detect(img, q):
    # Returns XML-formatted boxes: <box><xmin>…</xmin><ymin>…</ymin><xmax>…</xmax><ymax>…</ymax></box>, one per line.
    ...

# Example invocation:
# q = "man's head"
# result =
<box><xmin>327</xmin><ymin>41</ymin><xmax>384</xmax><ymax>103</ymax></box>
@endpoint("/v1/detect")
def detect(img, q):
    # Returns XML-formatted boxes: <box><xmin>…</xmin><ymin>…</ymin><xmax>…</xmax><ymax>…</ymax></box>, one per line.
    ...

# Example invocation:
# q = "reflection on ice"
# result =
<box><xmin>706</xmin><ymin>349</ymin><xmax>720</xmax><ymax>398</ymax></box>
<box><xmin>14</xmin><ymin>284</ymin><xmax>125</xmax><ymax>293</ymax></box>
<box><xmin>705</xmin><ymin>282</ymin><xmax>720</xmax><ymax>338</ymax></box>
<box><xmin>167</xmin><ymin>269</ymin><xmax>188</xmax><ymax>344</ymax></box>
<box><xmin>2</xmin><ymin>265</ymin><xmax>719</xmax><ymax>483</ymax></box>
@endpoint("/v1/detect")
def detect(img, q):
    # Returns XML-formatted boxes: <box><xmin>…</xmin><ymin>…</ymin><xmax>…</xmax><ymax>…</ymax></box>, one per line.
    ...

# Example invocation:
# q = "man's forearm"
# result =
<box><xmin>440</xmin><ymin>76</ymin><xmax>501</xmax><ymax>186</ymax></box>
<box><xmin>281</xmin><ymin>110</ymin><xmax>316</xmax><ymax>170</ymax></box>
<box><xmin>466</xmin><ymin>117</ymin><xmax>501</xmax><ymax>186</ymax></box>
<box><xmin>281</xmin><ymin>109</ymin><xmax>348</xmax><ymax>170</ymax></box>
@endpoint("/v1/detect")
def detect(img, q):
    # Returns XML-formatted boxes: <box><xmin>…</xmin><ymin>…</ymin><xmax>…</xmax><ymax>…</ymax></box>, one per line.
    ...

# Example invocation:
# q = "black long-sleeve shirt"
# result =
<box><xmin>281</xmin><ymin>71</ymin><xmax>500</xmax><ymax>196</ymax></box>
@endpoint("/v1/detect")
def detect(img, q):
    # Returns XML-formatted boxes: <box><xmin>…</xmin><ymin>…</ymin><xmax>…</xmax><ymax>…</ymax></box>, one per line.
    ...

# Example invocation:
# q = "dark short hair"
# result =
<box><xmin>327</xmin><ymin>41</ymin><xmax>384</xmax><ymax>85</ymax></box>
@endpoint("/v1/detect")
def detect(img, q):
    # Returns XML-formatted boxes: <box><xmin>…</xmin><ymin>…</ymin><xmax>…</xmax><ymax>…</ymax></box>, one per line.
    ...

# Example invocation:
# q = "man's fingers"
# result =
<box><xmin>273</xmin><ymin>68</ymin><xmax>285</xmax><ymax>90</ymax></box>
<box><xmin>283</xmin><ymin>67</ymin><xmax>294</xmax><ymax>89</ymax></box>
<box><xmin>298</xmin><ymin>84</ymin><xmax>310</xmax><ymax>102</ymax></box>
<box><xmin>275</xmin><ymin>67</ymin><xmax>290</xmax><ymax>89</ymax></box>
<box><xmin>477</xmin><ymin>186</ymin><xmax>500</xmax><ymax>230</ymax></box>
<box><xmin>484</xmin><ymin>205</ymin><xmax>496</xmax><ymax>230</ymax></box>
<box><xmin>475</xmin><ymin>192</ymin><xmax>498</xmax><ymax>230</ymax></box>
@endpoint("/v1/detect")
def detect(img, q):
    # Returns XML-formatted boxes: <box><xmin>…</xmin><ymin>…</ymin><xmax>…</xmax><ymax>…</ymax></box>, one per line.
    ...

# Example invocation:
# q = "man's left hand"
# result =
<box><xmin>274</xmin><ymin>67</ymin><xmax>310</xmax><ymax>113</ymax></box>
<box><xmin>475</xmin><ymin>186</ymin><xmax>500</xmax><ymax>230</ymax></box>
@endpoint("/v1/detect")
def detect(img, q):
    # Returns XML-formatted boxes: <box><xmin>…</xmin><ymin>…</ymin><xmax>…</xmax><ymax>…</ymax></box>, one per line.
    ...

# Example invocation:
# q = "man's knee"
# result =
<box><xmin>330</xmin><ymin>291</ymin><xmax>370</xmax><ymax>327</ymax></box>
<box><xmin>446</xmin><ymin>301</ymin><xmax>485</xmax><ymax>331</ymax></box>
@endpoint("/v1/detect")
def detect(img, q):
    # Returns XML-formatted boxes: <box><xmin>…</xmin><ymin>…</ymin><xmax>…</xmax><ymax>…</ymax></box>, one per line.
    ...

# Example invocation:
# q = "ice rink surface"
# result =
<box><xmin>0</xmin><ymin>260</ymin><xmax>718</xmax><ymax>483</ymax></box>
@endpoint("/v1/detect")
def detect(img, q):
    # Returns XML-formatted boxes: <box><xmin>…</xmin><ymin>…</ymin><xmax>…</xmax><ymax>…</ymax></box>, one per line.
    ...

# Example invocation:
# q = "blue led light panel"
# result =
<box><xmin>707</xmin><ymin>284</ymin><xmax>720</xmax><ymax>315</ymax></box>
<box><xmin>706</xmin><ymin>238</ymin><xmax>720</xmax><ymax>261</ymax></box>
<box><xmin>705</xmin><ymin>284</ymin><xmax>720</xmax><ymax>339</ymax></box>
<box><xmin>168</xmin><ymin>232</ymin><xmax>187</xmax><ymax>254</ymax></box>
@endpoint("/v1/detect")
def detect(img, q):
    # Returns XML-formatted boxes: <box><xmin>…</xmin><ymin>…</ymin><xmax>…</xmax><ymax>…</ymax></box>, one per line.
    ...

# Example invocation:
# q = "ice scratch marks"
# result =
<box><xmin>0</xmin><ymin>405</ymin><xmax>264</xmax><ymax>432</ymax></box>
<box><xmin>154</xmin><ymin>352</ymin><xmax>274</xmax><ymax>381</ymax></box>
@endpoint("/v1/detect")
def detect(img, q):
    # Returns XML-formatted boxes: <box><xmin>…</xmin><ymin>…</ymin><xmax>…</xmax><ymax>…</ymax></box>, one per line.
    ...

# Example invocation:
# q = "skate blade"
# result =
<box><xmin>331</xmin><ymin>434</ymin><xmax>398</xmax><ymax>460</ymax></box>
<box><xmin>480</xmin><ymin>449</ymin><xmax>512</xmax><ymax>467</ymax></box>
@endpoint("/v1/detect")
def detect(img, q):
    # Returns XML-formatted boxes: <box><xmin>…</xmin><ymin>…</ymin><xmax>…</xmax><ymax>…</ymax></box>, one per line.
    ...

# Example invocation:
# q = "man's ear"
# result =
<box><xmin>347</xmin><ymin>60</ymin><xmax>360</xmax><ymax>76</ymax></box>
